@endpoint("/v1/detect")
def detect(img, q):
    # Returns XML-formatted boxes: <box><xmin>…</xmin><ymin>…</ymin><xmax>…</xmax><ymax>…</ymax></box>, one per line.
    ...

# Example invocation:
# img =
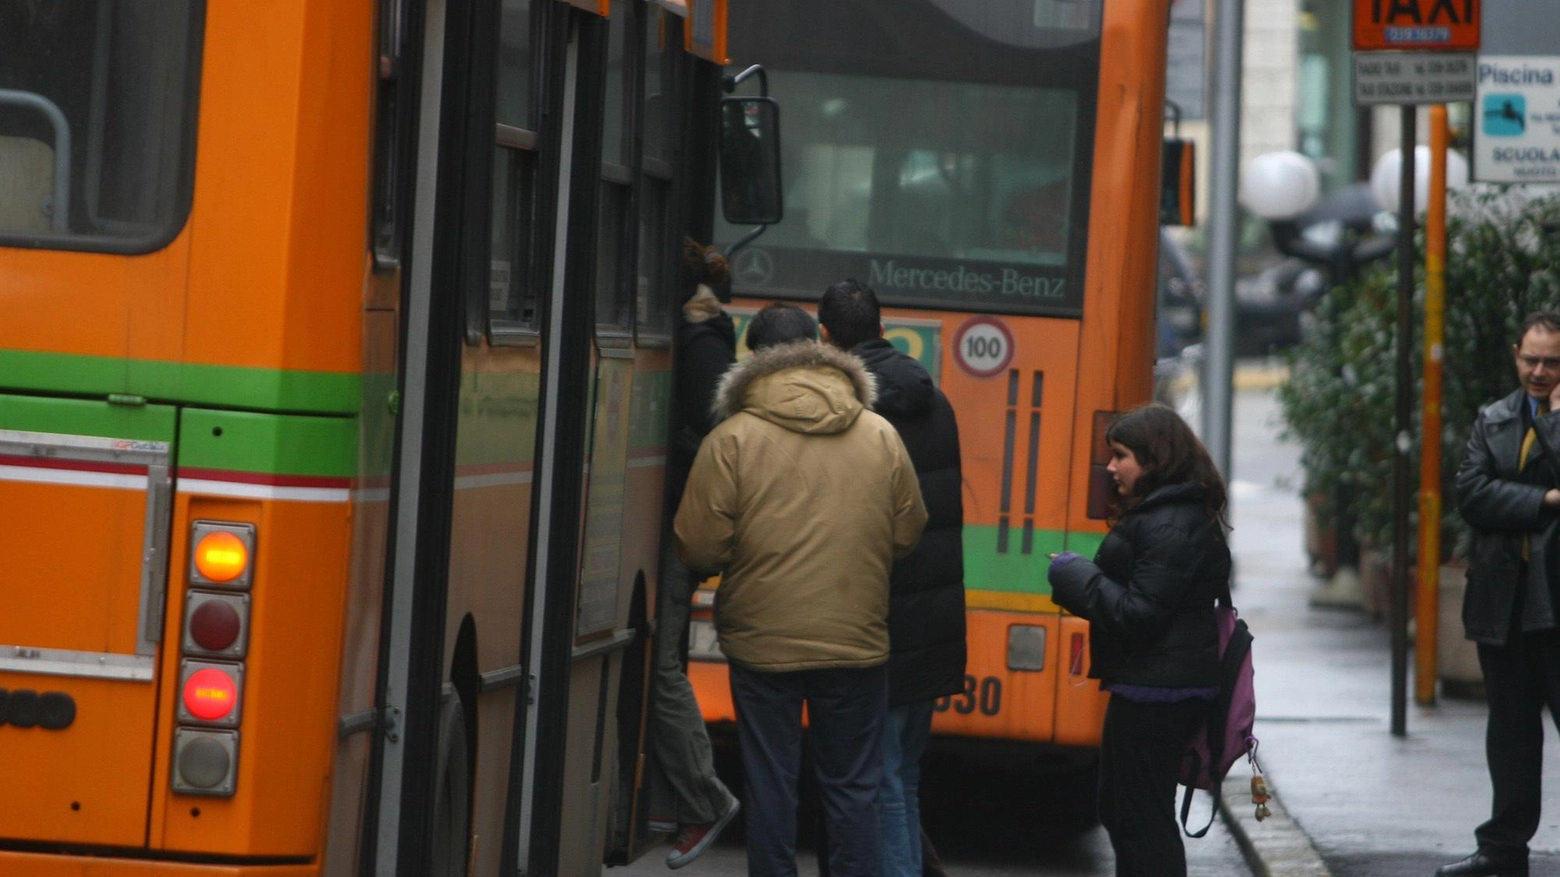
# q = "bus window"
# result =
<box><xmin>596</xmin><ymin>180</ymin><xmax>633</xmax><ymax>340</ymax></box>
<box><xmin>0</xmin><ymin>1</ymin><xmax>201</xmax><ymax>252</ymax></box>
<box><xmin>496</xmin><ymin>0</ymin><xmax>537</xmax><ymax>131</ymax></box>
<box><xmin>596</xmin><ymin>0</ymin><xmax>636</xmax><ymax>344</ymax></box>
<box><xmin>636</xmin><ymin>6</ymin><xmax>680</xmax><ymax>343</ymax></box>
<box><xmin>716</xmin><ymin>0</ymin><xmax>1101</xmax><ymax>317</ymax></box>
<box><xmin>728</xmin><ymin>72</ymin><xmax>1083</xmax><ymax>312</ymax></box>
<box><xmin>491</xmin><ymin>0</ymin><xmax>542</xmax><ymax>339</ymax></box>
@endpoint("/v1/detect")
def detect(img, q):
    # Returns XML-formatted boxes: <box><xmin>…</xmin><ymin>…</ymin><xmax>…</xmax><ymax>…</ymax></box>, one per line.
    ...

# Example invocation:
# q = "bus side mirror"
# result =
<box><xmin>1161</xmin><ymin>137</ymin><xmax>1195</xmax><ymax>226</ymax></box>
<box><xmin>719</xmin><ymin>96</ymin><xmax>783</xmax><ymax>225</ymax></box>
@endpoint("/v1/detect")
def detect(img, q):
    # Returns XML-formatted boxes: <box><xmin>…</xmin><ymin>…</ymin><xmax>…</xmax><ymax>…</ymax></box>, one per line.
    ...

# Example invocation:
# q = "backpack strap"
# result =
<box><xmin>1179</xmin><ymin>750</ymin><xmax>1219</xmax><ymax>838</ymax></box>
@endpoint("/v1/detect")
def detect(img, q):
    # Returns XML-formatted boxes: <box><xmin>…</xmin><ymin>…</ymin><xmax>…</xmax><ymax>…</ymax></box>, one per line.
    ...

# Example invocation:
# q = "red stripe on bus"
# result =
<box><xmin>176</xmin><ymin>468</ymin><xmax>353</xmax><ymax>489</ymax></box>
<box><xmin>0</xmin><ymin>454</ymin><xmax>148</xmax><ymax>476</ymax></box>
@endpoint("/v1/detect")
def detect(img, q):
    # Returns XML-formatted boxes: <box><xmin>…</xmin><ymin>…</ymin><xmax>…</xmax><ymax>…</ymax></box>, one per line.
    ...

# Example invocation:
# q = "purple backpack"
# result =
<box><xmin>1178</xmin><ymin>595</ymin><xmax>1261</xmax><ymax>838</ymax></box>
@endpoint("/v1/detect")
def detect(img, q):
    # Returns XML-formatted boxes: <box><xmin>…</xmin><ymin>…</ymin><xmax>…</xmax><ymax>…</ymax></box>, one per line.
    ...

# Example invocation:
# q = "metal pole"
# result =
<box><xmin>1391</xmin><ymin>106</ymin><xmax>1416</xmax><ymax>737</ymax></box>
<box><xmin>1417</xmin><ymin>105</ymin><xmax>1448</xmax><ymax>707</ymax></box>
<box><xmin>1202</xmin><ymin>0</ymin><xmax>1244</xmax><ymax>479</ymax></box>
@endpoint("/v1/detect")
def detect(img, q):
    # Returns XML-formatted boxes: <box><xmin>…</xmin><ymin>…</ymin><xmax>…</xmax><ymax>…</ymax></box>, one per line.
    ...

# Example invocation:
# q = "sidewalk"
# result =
<box><xmin>1216</xmin><ymin>384</ymin><xmax>1560</xmax><ymax>877</ymax></box>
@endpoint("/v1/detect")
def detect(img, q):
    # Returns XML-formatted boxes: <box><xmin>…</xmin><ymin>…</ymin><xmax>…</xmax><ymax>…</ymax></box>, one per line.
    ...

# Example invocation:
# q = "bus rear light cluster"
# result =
<box><xmin>172</xmin><ymin>521</ymin><xmax>255</xmax><ymax>797</ymax></box>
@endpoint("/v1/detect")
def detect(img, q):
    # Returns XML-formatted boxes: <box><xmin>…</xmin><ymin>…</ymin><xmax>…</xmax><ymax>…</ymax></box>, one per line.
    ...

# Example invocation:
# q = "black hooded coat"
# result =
<box><xmin>851</xmin><ymin>338</ymin><xmax>968</xmax><ymax>705</ymax></box>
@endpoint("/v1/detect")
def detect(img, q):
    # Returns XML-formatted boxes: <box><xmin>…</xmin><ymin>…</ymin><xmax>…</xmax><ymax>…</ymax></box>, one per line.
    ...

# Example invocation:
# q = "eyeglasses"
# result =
<box><xmin>1518</xmin><ymin>354</ymin><xmax>1560</xmax><ymax>370</ymax></box>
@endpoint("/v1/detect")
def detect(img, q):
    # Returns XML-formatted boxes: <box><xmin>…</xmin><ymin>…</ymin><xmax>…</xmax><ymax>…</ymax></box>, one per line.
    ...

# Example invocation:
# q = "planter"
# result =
<box><xmin>1304</xmin><ymin>492</ymin><xmax>1337</xmax><ymax>579</ymax></box>
<box><xmin>1360</xmin><ymin>547</ymin><xmax>1388</xmax><ymax>618</ymax></box>
<box><xmin>1437</xmin><ymin>562</ymin><xmax>1484</xmax><ymax>700</ymax></box>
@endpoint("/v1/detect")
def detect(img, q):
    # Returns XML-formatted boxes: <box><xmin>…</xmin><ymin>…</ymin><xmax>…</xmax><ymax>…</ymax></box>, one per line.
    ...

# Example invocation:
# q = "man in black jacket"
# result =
<box><xmin>819</xmin><ymin>279</ymin><xmax>966</xmax><ymax>877</ymax></box>
<box><xmin>1441</xmin><ymin>311</ymin><xmax>1560</xmax><ymax>877</ymax></box>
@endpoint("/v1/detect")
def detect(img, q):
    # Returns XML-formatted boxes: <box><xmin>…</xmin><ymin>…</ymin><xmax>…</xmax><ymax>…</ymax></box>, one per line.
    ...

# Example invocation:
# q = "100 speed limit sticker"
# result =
<box><xmin>952</xmin><ymin>316</ymin><xmax>1015</xmax><ymax>379</ymax></box>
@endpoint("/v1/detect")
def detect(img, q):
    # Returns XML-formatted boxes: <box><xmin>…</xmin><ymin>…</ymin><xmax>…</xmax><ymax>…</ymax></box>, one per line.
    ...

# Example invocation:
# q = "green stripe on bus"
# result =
<box><xmin>963</xmin><ymin>524</ymin><xmax>1106</xmax><ymax>593</ymax></box>
<box><xmin>0</xmin><ymin>393</ymin><xmax>177</xmax><ymax>442</ymax></box>
<box><xmin>0</xmin><ymin>350</ymin><xmax>360</xmax><ymax>414</ymax></box>
<box><xmin>180</xmin><ymin>409</ymin><xmax>357</xmax><ymax>479</ymax></box>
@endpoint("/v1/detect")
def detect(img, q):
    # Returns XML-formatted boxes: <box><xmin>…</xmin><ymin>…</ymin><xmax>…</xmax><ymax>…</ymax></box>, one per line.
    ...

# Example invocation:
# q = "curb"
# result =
<box><xmin>1218</xmin><ymin>773</ymin><xmax>1331</xmax><ymax>877</ymax></box>
<box><xmin>1232</xmin><ymin>361</ymin><xmax>1290</xmax><ymax>391</ymax></box>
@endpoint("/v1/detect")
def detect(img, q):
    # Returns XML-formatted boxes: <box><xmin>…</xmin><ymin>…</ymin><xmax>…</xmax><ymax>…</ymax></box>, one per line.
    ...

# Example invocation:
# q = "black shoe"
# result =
<box><xmin>1434</xmin><ymin>851</ymin><xmax>1528</xmax><ymax>877</ymax></box>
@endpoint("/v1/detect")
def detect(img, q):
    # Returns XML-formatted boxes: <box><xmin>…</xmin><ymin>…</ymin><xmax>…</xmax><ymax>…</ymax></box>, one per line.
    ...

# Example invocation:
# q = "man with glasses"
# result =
<box><xmin>1442</xmin><ymin>312</ymin><xmax>1560</xmax><ymax>877</ymax></box>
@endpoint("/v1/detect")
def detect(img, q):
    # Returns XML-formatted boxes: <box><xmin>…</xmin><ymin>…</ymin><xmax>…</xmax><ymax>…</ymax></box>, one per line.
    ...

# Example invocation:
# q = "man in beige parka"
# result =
<box><xmin>675</xmin><ymin>302</ymin><xmax>927</xmax><ymax>877</ymax></box>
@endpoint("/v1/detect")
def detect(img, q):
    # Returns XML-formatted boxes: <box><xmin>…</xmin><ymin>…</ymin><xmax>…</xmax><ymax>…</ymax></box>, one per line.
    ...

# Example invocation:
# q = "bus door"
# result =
<box><xmin>0</xmin><ymin>400</ymin><xmax>175</xmax><ymax>847</ymax></box>
<box><xmin>365</xmin><ymin>1</ymin><xmax>646</xmax><ymax>875</ymax></box>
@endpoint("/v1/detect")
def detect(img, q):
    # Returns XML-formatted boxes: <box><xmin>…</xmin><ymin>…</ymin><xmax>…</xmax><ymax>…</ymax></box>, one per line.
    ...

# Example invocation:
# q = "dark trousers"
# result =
<box><xmin>729</xmin><ymin>661</ymin><xmax>887</xmax><ymax>877</ymax></box>
<box><xmin>1474</xmin><ymin>629</ymin><xmax>1560</xmax><ymax>861</ymax></box>
<box><xmin>1097</xmin><ymin>695</ymin><xmax>1204</xmax><ymax>877</ymax></box>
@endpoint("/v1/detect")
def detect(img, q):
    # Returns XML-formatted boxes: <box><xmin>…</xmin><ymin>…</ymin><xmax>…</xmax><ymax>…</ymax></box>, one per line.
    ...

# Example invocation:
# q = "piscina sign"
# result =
<box><xmin>1473</xmin><ymin>57</ymin><xmax>1560</xmax><ymax>183</ymax></box>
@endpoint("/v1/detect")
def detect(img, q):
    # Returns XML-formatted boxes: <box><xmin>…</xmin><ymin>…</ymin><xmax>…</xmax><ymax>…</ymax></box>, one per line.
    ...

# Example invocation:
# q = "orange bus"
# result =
<box><xmin>0</xmin><ymin>1</ymin><xmax>773</xmax><ymax>875</ymax></box>
<box><xmin>688</xmin><ymin>0</ymin><xmax>1181</xmax><ymax>758</ymax></box>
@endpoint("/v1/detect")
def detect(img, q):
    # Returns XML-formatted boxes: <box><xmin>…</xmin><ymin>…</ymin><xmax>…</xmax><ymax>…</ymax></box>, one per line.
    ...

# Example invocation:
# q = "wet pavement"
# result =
<box><xmin>1220</xmin><ymin>374</ymin><xmax>1560</xmax><ymax>877</ymax></box>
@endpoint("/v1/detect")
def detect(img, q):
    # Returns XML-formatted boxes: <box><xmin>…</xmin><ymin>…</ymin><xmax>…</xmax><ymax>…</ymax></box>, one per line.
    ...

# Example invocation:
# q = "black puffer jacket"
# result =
<box><xmin>852</xmin><ymin>338</ymin><xmax>967</xmax><ymax>705</ymax></box>
<box><xmin>1047</xmin><ymin>483</ymin><xmax>1225</xmax><ymax>688</ymax></box>
<box><xmin>666</xmin><ymin>289</ymin><xmax>736</xmax><ymax>516</ymax></box>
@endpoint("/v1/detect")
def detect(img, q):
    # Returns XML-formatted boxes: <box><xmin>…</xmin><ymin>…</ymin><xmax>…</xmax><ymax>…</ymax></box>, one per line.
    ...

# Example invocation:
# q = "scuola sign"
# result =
<box><xmin>1353</xmin><ymin>0</ymin><xmax>1480</xmax><ymax>51</ymax></box>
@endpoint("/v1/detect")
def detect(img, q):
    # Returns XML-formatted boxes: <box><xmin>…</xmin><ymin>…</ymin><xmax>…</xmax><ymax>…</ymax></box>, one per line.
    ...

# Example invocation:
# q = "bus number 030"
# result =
<box><xmin>932</xmin><ymin>675</ymin><xmax>1001</xmax><ymax>716</ymax></box>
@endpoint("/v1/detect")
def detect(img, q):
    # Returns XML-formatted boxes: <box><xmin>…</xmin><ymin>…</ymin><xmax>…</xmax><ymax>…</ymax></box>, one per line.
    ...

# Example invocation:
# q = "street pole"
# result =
<box><xmin>1202</xmin><ymin>0</ymin><xmax>1244</xmax><ymax>479</ymax></box>
<box><xmin>1391</xmin><ymin>107</ymin><xmax>1416</xmax><ymax>738</ymax></box>
<box><xmin>1417</xmin><ymin>106</ymin><xmax>1448</xmax><ymax>707</ymax></box>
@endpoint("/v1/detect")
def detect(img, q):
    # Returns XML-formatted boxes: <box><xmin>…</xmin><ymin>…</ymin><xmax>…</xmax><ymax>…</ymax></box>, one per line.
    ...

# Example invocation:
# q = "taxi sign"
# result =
<box><xmin>1353</xmin><ymin>0</ymin><xmax>1481</xmax><ymax>51</ymax></box>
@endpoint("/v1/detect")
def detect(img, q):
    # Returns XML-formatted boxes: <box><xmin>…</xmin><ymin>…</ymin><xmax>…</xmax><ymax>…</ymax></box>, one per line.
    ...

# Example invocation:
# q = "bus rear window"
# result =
<box><xmin>720</xmin><ymin>71</ymin><xmax>1092</xmax><ymax>317</ymax></box>
<box><xmin>0</xmin><ymin>2</ymin><xmax>202</xmax><ymax>253</ymax></box>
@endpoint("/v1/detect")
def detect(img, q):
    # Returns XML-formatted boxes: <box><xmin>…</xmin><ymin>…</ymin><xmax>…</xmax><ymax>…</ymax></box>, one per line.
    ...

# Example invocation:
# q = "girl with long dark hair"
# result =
<box><xmin>1047</xmin><ymin>403</ymin><xmax>1231</xmax><ymax>876</ymax></box>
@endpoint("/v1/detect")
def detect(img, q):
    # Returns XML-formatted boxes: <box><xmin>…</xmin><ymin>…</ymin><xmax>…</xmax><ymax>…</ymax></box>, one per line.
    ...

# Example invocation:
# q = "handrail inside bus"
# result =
<box><xmin>0</xmin><ymin>88</ymin><xmax>72</xmax><ymax>233</ymax></box>
<box><xmin>722</xmin><ymin>64</ymin><xmax>768</xmax><ymax>97</ymax></box>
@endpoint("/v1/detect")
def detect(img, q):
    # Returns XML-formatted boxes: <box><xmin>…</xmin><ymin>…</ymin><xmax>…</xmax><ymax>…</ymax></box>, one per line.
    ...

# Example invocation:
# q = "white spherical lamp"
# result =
<box><xmin>1240</xmin><ymin>151</ymin><xmax>1321</xmax><ymax>220</ymax></box>
<box><xmin>1370</xmin><ymin>146</ymin><xmax>1470</xmax><ymax>214</ymax></box>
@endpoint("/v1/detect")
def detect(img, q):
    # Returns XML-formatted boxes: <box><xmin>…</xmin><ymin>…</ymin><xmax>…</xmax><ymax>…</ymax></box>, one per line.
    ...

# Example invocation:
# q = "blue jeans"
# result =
<box><xmin>729</xmin><ymin>662</ymin><xmax>887</xmax><ymax>877</ymax></box>
<box><xmin>879</xmin><ymin>700</ymin><xmax>934</xmax><ymax>877</ymax></box>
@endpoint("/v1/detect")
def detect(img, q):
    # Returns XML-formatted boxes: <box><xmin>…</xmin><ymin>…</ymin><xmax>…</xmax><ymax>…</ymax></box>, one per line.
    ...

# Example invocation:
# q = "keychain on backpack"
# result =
<box><xmin>1251</xmin><ymin>774</ymin><xmax>1271</xmax><ymax>821</ymax></box>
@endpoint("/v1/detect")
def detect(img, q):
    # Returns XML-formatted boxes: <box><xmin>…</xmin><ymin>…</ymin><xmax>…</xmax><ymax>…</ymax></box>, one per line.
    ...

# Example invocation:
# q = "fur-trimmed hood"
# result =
<box><xmin>712</xmin><ymin>340</ymin><xmax>878</xmax><ymax>434</ymax></box>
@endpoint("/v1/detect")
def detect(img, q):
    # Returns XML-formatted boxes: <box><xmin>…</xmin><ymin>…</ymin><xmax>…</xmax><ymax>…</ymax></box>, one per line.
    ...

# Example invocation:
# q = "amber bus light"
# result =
<box><xmin>194</xmin><ymin>531</ymin><xmax>249</xmax><ymax>582</ymax></box>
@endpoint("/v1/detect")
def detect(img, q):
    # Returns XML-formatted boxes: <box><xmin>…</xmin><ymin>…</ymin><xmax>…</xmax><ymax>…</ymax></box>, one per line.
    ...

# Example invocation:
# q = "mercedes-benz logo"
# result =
<box><xmin>733</xmin><ymin>248</ymin><xmax>774</xmax><ymax>287</ymax></box>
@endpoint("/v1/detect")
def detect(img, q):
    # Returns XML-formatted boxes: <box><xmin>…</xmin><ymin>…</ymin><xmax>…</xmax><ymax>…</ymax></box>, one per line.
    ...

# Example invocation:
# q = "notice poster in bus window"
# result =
<box><xmin>575</xmin><ymin>359</ymin><xmax>634</xmax><ymax>639</ymax></box>
<box><xmin>685</xmin><ymin>0</ymin><xmax>727</xmax><ymax>63</ymax></box>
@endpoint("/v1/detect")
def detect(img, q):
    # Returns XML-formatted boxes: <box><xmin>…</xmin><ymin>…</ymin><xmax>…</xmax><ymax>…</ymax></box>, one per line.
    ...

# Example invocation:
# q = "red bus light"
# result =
<box><xmin>182</xmin><ymin>667</ymin><xmax>239</xmax><ymax>722</ymax></box>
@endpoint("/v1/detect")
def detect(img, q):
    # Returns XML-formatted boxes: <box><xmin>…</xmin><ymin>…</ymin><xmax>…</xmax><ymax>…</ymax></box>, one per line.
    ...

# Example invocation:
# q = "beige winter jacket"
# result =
<box><xmin>674</xmin><ymin>340</ymin><xmax>928</xmax><ymax>672</ymax></box>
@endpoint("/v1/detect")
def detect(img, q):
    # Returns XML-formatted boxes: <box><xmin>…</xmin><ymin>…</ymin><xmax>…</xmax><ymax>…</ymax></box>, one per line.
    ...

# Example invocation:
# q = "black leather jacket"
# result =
<box><xmin>1048</xmin><ymin>483</ymin><xmax>1226</xmax><ymax>688</ymax></box>
<box><xmin>1454</xmin><ymin>389</ymin><xmax>1560</xmax><ymax>644</ymax></box>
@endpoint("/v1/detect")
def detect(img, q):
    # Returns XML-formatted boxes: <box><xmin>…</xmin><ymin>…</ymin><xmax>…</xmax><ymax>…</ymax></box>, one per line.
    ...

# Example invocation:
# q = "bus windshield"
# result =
<box><xmin>0</xmin><ymin>1</ymin><xmax>202</xmax><ymax>253</ymax></box>
<box><xmin>722</xmin><ymin>0</ymin><xmax>1101</xmax><ymax>317</ymax></box>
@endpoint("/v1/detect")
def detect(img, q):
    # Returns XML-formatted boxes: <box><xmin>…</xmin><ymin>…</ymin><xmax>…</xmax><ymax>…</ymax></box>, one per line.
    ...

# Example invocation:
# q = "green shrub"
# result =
<box><xmin>1278</xmin><ymin>188</ymin><xmax>1560</xmax><ymax>560</ymax></box>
